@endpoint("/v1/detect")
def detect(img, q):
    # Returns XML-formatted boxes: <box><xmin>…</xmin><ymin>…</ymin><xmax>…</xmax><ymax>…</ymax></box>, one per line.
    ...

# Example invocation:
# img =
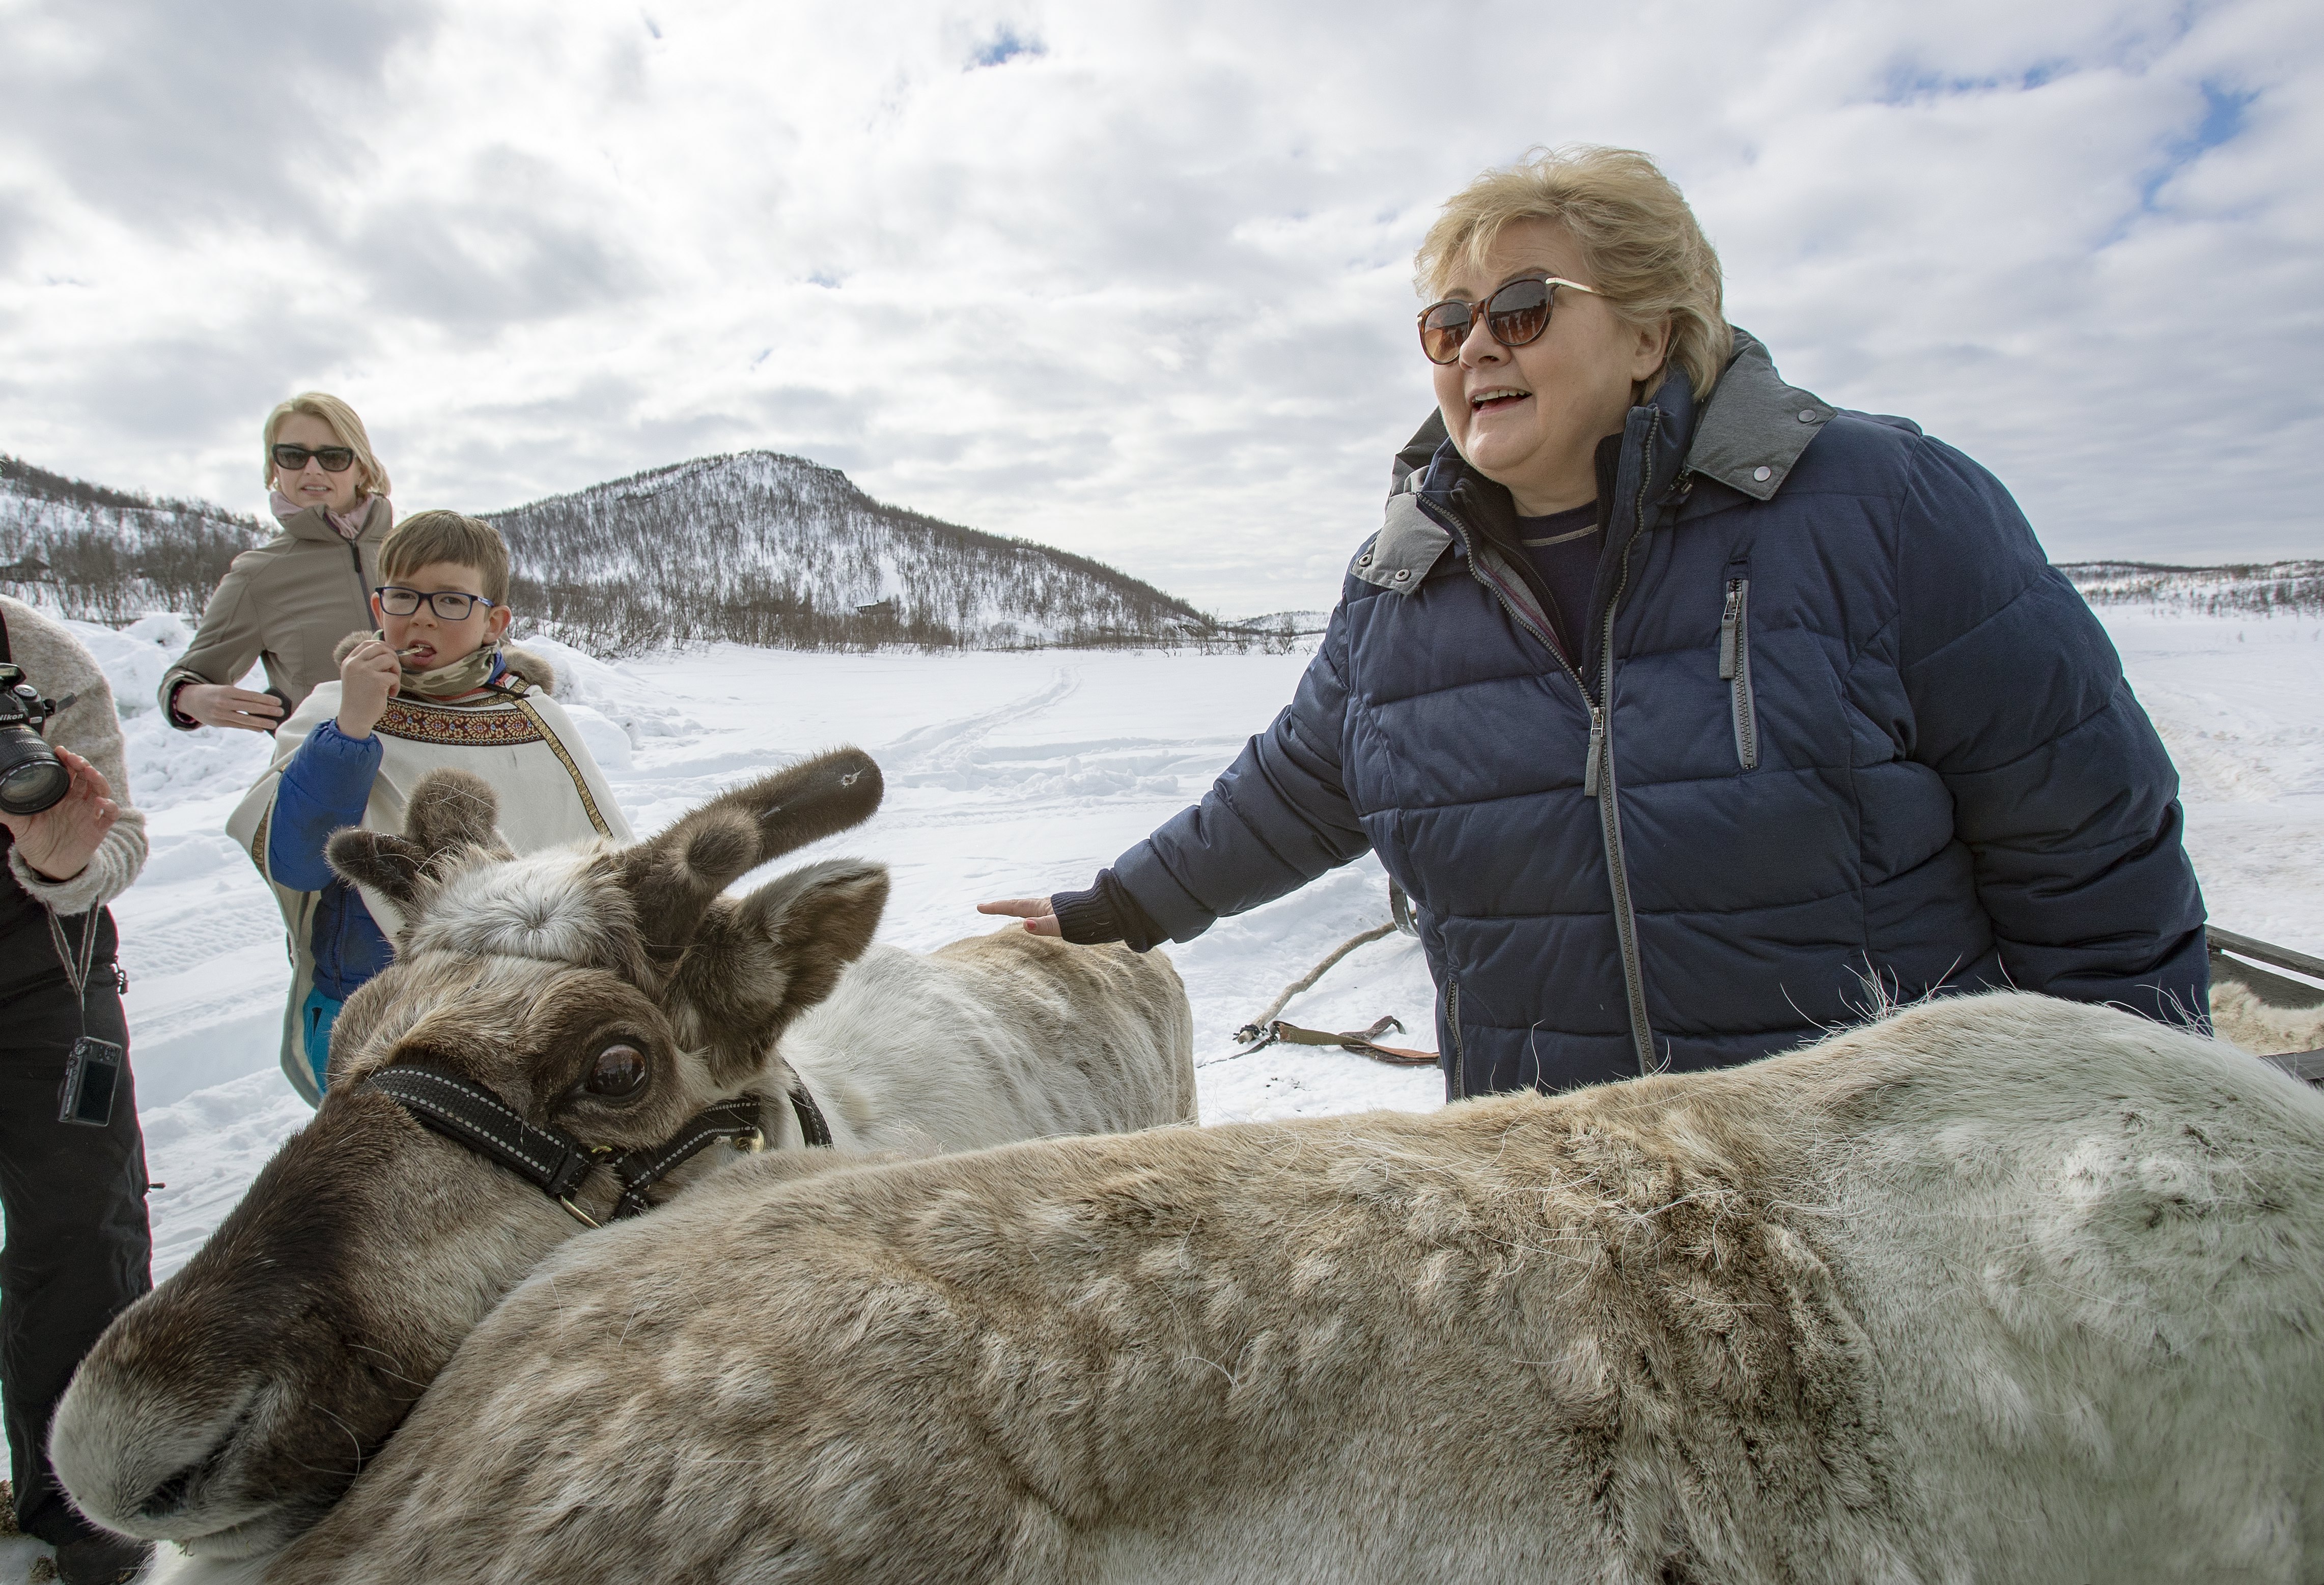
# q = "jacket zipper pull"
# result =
<box><xmin>1718</xmin><ymin>581</ymin><xmax>1742</xmax><ymax>680</ymax></box>
<box><xmin>1584</xmin><ymin>706</ymin><xmax>1605</xmax><ymax>799</ymax></box>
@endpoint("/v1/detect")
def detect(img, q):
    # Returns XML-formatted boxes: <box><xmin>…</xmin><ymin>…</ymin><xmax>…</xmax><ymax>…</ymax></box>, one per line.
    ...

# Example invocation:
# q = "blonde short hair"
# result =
<box><xmin>380</xmin><ymin>510</ymin><xmax>511</xmax><ymax>605</ymax></box>
<box><xmin>1414</xmin><ymin>146</ymin><xmax>1733</xmax><ymax>401</ymax></box>
<box><xmin>262</xmin><ymin>392</ymin><xmax>391</xmax><ymax>498</ymax></box>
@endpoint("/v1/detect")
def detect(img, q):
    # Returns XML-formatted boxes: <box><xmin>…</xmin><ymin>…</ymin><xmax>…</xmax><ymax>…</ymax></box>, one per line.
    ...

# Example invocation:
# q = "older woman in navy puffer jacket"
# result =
<box><xmin>984</xmin><ymin>146</ymin><xmax>2206</xmax><ymax>1099</ymax></box>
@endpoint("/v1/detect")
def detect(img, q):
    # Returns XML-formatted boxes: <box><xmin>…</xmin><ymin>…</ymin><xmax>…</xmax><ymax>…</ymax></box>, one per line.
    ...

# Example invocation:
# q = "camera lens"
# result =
<box><xmin>0</xmin><ymin>729</ymin><xmax>68</xmax><ymax>816</ymax></box>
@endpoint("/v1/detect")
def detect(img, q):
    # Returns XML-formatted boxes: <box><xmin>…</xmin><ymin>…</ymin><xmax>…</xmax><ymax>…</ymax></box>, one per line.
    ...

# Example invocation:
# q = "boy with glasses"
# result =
<box><xmin>228</xmin><ymin>511</ymin><xmax>633</xmax><ymax>1102</ymax></box>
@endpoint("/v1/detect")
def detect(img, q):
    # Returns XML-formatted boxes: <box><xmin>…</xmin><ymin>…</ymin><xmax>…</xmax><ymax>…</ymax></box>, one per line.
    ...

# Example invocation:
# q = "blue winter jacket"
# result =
<box><xmin>269</xmin><ymin>719</ymin><xmax>393</xmax><ymax>1001</ymax></box>
<box><xmin>1106</xmin><ymin>331</ymin><xmax>2207</xmax><ymax>1097</ymax></box>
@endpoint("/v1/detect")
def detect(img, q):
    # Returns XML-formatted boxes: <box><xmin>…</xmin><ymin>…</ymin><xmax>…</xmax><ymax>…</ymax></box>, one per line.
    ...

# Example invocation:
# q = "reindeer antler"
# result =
<box><xmin>618</xmin><ymin>748</ymin><xmax>884</xmax><ymax>966</ymax></box>
<box><xmin>328</xmin><ymin>770</ymin><xmax>516</xmax><ymax>911</ymax></box>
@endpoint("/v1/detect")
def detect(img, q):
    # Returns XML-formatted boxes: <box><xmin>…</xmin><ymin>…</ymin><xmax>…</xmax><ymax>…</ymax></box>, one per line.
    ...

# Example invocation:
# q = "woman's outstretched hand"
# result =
<box><xmin>977</xmin><ymin>897</ymin><xmax>1061</xmax><ymax>937</ymax></box>
<box><xmin>175</xmin><ymin>682</ymin><xmax>284</xmax><ymax>732</ymax></box>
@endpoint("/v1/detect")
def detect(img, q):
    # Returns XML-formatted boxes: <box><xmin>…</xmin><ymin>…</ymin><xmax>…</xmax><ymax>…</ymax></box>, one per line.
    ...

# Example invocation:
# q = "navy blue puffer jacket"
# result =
<box><xmin>1106</xmin><ymin>331</ymin><xmax>2207</xmax><ymax>1098</ymax></box>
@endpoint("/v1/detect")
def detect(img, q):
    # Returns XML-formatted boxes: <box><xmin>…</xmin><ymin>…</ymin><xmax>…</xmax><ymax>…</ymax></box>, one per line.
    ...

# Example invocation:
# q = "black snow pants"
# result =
<box><xmin>0</xmin><ymin>894</ymin><xmax>151</xmax><ymax>1546</ymax></box>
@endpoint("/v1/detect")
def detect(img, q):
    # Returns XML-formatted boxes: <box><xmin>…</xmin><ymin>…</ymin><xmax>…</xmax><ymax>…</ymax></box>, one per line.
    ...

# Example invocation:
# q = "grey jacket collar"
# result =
<box><xmin>1683</xmin><ymin>328</ymin><xmax>1833</xmax><ymax>502</ymax></box>
<box><xmin>1354</xmin><ymin>328</ymin><xmax>1833</xmax><ymax>591</ymax></box>
<box><xmin>1352</xmin><ymin>494</ymin><xmax>1452</xmax><ymax>591</ymax></box>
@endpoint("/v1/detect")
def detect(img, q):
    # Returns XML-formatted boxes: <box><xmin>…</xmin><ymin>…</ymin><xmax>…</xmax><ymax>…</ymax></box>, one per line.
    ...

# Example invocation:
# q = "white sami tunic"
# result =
<box><xmin>229</xmin><ymin>658</ymin><xmax>632</xmax><ymax>1099</ymax></box>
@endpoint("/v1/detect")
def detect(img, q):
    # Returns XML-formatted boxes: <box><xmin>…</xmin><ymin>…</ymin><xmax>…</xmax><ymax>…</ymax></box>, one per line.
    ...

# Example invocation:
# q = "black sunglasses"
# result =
<box><xmin>272</xmin><ymin>443</ymin><xmax>358</xmax><ymax>473</ymax></box>
<box><xmin>376</xmin><ymin>586</ymin><xmax>496</xmax><ymax>621</ymax></box>
<box><xmin>1417</xmin><ymin>276</ymin><xmax>1603</xmax><ymax>365</ymax></box>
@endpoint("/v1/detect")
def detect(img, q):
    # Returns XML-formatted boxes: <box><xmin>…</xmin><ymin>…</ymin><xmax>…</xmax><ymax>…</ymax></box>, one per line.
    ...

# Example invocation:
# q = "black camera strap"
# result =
<box><xmin>45</xmin><ymin>909</ymin><xmax>99</xmax><ymax>1033</ymax></box>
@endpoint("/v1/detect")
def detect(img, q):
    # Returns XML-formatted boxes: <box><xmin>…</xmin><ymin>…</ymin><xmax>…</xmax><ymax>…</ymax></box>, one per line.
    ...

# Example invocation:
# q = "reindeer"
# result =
<box><xmin>51</xmin><ymin>750</ymin><xmax>1194</xmax><ymax>1564</ymax></box>
<box><xmin>88</xmin><ymin>993</ymin><xmax>2324</xmax><ymax>1583</ymax></box>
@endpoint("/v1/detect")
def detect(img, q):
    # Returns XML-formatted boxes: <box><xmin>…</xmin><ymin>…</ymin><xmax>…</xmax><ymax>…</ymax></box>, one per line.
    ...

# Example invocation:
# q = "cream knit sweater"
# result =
<box><xmin>0</xmin><ymin>596</ymin><xmax>147</xmax><ymax>917</ymax></box>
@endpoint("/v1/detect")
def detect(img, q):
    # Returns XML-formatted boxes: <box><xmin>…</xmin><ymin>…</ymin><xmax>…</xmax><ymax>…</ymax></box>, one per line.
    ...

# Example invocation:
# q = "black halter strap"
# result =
<box><xmin>362</xmin><ymin>1066</ymin><xmax>828</xmax><ymax>1227</ymax></box>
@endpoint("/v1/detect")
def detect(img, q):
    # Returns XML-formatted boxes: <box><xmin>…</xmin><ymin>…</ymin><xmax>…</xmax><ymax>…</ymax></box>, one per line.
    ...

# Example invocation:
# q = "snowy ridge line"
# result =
<box><xmin>2062</xmin><ymin>559</ymin><xmax>2324</xmax><ymax>618</ymax></box>
<box><xmin>1</xmin><ymin>444</ymin><xmax>1323</xmax><ymax>658</ymax></box>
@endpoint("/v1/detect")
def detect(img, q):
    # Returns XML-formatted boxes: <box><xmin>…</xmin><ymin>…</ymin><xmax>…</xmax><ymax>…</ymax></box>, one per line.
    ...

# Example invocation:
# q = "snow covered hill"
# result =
<box><xmin>0</xmin><ymin>455</ymin><xmax>266</xmax><ymax>624</ymax></box>
<box><xmin>0</xmin><ymin>448</ymin><xmax>1239</xmax><ymax>656</ymax></box>
<box><xmin>488</xmin><ymin>450</ymin><xmax>1217</xmax><ymax>654</ymax></box>
<box><xmin>2061</xmin><ymin>559</ymin><xmax>2324</xmax><ymax>618</ymax></box>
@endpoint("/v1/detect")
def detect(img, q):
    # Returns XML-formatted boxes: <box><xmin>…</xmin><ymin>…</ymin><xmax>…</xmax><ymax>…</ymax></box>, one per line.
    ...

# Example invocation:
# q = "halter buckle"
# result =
<box><xmin>730</xmin><ymin>1127</ymin><xmax>765</xmax><ymax>1154</ymax></box>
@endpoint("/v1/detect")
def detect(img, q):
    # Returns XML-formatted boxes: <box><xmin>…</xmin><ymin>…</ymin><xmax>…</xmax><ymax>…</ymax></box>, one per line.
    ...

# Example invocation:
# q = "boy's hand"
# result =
<box><xmin>336</xmin><ymin>639</ymin><xmax>402</xmax><ymax>740</ymax></box>
<box><xmin>0</xmin><ymin>749</ymin><xmax>119</xmax><ymax>882</ymax></box>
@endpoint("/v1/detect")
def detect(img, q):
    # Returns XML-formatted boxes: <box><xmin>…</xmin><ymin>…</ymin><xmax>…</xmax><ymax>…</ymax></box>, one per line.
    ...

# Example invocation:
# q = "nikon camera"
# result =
<box><xmin>0</xmin><ymin>664</ymin><xmax>71</xmax><ymax>816</ymax></box>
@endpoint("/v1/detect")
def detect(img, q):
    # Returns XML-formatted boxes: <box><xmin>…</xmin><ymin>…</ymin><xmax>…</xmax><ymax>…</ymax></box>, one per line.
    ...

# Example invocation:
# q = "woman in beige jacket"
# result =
<box><xmin>160</xmin><ymin>392</ymin><xmax>394</xmax><ymax>732</ymax></box>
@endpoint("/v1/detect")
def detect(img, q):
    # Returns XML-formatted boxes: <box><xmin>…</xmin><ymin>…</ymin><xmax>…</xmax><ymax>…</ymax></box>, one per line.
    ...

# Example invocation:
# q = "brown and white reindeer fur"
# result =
<box><xmin>152</xmin><ymin>994</ymin><xmax>2324</xmax><ymax>1582</ymax></box>
<box><xmin>50</xmin><ymin>750</ymin><xmax>1194</xmax><ymax>1568</ymax></box>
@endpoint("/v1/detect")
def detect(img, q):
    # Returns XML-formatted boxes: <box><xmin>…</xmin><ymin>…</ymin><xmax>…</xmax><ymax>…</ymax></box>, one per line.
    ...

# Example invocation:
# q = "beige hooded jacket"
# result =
<box><xmin>159</xmin><ymin>495</ymin><xmax>393</xmax><ymax>724</ymax></box>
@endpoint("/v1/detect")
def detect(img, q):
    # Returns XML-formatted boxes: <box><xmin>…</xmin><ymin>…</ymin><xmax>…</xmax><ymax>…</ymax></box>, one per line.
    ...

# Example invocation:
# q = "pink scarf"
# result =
<box><xmin>270</xmin><ymin>490</ymin><xmax>376</xmax><ymax>541</ymax></box>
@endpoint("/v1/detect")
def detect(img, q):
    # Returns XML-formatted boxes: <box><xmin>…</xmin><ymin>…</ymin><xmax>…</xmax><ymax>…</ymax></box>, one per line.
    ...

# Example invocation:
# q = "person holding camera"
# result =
<box><xmin>0</xmin><ymin>596</ymin><xmax>153</xmax><ymax>1583</ymax></box>
<box><xmin>159</xmin><ymin>392</ymin><xmax>394</xmax><ymax>733</ymax></box>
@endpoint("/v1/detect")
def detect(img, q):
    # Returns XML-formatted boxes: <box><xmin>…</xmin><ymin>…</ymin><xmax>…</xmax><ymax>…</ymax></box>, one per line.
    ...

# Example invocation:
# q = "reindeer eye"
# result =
<box><xmin>584</xmin><ymin>1042</ymin><xmax>649</xmax><ymax>1098</ymax></box>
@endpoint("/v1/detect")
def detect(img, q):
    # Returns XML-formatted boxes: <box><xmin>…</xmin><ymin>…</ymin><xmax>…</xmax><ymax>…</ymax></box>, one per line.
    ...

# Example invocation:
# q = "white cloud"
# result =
<box><xmin>0</xmin><ymin>0</ymin><xmax>2314</xmax><ymax>615</ymax></box>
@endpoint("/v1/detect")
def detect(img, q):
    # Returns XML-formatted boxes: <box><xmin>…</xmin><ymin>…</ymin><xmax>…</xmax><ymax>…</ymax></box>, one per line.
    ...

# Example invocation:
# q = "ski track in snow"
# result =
<box><xmin>5</xmin><ymin>609</ymin><xmax>2320</xmax><ymax>1579</ymax></box>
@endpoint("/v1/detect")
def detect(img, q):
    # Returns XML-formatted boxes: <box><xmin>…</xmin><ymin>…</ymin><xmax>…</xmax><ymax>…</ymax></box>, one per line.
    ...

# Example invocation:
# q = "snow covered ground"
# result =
<box><xmin>2</xmin><ymin>603</ymin><xmax>2319</xmax><ymax>1577</ymax></box>
<box><xmin>96</xmin><ymin>632</ymin><xmax>1452</xmax><ymax>1291</ymax></box>
<box><xmin>87</xmin><ymin>603</ymin><xmax>2324</xmax><ymax>1277</ymax></box>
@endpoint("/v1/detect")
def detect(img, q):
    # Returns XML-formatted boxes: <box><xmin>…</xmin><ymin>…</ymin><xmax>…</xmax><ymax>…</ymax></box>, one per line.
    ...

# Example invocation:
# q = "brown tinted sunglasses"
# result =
<box><xmin>1417</xmin><ymin>276</ymin><xmax>1602</xmax><ymax>364</ymax></box>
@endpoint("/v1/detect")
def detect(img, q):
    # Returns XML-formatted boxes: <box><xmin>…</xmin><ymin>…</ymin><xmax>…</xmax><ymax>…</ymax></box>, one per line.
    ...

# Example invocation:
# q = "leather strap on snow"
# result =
<box><xmin>1233</xmin><ymin>1015</ymin><xmax>1438</xmax><ymax>1067</ymax></box>
<box><xmin>363</xmin><ymin>1066</ymin><xmax>827</xmax><ymax>1227</ymax></box>
<box><xmin>2261</xmin><ymin>1048</ymin><xmax>2324</xmax><ymax>1087</ymax></box>
<box><xmin>1238</xmin><ymin>921</ymin><xmax>1397</xmax><ymax>1033</ymax></box>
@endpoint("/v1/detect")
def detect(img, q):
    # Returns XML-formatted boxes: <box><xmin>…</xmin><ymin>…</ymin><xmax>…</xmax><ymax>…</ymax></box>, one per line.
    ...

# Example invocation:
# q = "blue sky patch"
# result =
<box><xmin>2139</xmin><ymin>79</ymin><xmax>2256</xmax><ymax>210</ymax></box>
<box><xmin>971</xmin><ymin>26</ymin><xmax>1044</xmax><ymax>68</ymax></box>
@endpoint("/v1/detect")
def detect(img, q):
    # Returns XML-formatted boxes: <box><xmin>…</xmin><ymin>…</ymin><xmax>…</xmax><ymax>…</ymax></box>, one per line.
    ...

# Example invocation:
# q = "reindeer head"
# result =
<box><xmin>52</xmin><ymin>749</ymin><xmax>886</xmax><ymax>1558</ymax></box>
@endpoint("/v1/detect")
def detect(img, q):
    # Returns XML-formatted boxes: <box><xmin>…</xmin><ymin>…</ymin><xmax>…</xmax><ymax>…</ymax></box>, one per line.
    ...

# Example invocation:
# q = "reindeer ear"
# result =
<box><xmin>326</xmin><ymin>831</ymin><xmax>431</xmax><ymax>907</ymax></box>
<box><xmin>671</xmin><ymin>859</ymin><xmax>889</xmax><ymax>1087</ymax></box>
<box><xmin>746</xmin><ymin>859</ymin><xmax>890</xmax><ymax>1014</ymax></box>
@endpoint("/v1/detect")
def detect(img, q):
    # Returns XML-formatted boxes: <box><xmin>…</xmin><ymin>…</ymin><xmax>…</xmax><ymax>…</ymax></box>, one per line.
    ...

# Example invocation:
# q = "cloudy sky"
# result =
<box><xmin>1</xmin><ymin>0</ymin><xmax>2315</xmax><ymax>614</ymax></box>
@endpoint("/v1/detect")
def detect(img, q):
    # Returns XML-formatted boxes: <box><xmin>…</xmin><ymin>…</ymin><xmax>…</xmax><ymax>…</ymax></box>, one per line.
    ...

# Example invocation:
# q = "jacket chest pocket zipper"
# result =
<box><xmin>1444</xmin><ymin>978</ymin><xmax>1466</xmax><ymax>1100</ymax></box>
<box><xmin>1718</xmin><ymin>577</ymin><xmax>1759</xmax><ymax>771</ymax></box>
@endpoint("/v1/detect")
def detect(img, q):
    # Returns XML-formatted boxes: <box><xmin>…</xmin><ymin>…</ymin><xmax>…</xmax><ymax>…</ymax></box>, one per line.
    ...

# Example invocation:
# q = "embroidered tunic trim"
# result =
<box><xmin>374</xmin><ymin>698</ymin><xmax>547</xmax><ymax>748</ymax></box>
<box><xmin>514</xmin><ymin>697</ymin><xmax>613</xmax><ymax>837</ymax></box>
